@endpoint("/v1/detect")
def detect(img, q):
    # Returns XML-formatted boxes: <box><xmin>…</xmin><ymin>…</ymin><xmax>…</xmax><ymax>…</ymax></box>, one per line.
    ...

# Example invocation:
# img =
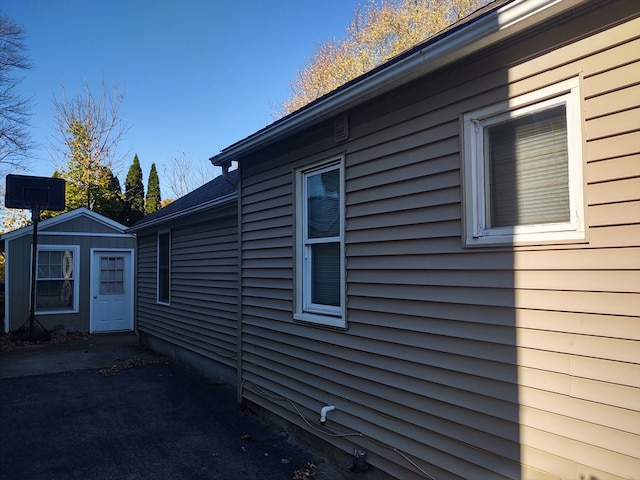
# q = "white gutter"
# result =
<box><xmin>211</xmin><ymin>0</ymin><xmax>584</xmax><ymax>165</ymax></box>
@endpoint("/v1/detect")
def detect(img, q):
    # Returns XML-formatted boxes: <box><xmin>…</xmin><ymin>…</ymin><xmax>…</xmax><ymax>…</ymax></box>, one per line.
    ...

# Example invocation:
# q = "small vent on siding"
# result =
<box><xmin>334</xmin><ymin>114</ymin><xmax>349</xmax><ymax>143</ymax></box>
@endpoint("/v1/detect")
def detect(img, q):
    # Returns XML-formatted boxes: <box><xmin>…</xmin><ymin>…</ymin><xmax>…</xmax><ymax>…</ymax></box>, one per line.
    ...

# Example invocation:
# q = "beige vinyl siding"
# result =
<box><xmin>136</xmin><ymin>205</ymin><xmax>238</xmax><ymax>379</ymax></box>
<box><xmin>237</xmin><ymin>5</ymin><xmax>639</xmax><ymax>480</ymax></box>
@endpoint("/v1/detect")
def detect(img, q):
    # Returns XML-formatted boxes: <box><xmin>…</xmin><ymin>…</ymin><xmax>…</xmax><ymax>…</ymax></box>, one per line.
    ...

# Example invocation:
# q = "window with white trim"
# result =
<box><xmin>35</xmin><ymin>245</ymin><xmax>79</xmax><ymax>313</ymax></box>
<box><xmin>462</xmin><ymin>77</ymin><xmax>585</xmax><ymax>246</ymax></box>
<box><xmin>157</xmin><ymin>230</ymin><xmax>170</xmax><ymax>304</ymax></box>
<box><xmin>295</xmin><ymin>159</ymin><xmax>345</xmax><ymax>328</ymax></box>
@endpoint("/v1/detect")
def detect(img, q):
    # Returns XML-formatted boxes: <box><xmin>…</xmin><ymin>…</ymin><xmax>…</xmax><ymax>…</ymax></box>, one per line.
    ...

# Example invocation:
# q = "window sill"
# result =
<box><xmin>35</xmin><ymin>309</ymin><xmax>79</xmax><ymax>315</ymax></box>
<box><xmin>465</xmin><ymin>228</ymin><xmax>587</xmax><ymax>247</ymax></box>
<box><xmin>294</xmin><ymin>312</ymin><xmax>346</xmax><ymax>329</ymax></box>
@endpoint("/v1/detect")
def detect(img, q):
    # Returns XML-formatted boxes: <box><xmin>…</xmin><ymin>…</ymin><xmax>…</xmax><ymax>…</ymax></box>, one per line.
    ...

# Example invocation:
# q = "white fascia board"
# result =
<box><xmin>0</xmin><ymin>207</ymin><xmax>128</xmax><ymax>241</ymax></box>
<box><xmin>211</xmin><ymin>0</ymin><xmax>585</xmax><ymax>165</ymax></box>
<box><xmin>36</xmin><ymin>232</ymin><xmax>137</xmax><ymax>239</ymax></box>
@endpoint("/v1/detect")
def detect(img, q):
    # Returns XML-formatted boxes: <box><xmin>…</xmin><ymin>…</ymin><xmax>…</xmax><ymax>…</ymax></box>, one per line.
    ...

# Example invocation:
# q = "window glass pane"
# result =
<box><xmin>485</xmin><ymin>104</ymin><xmax>569</xmax><ymax>228</ymax></box>
<box><xmin>158</xmin><ymin>267</ymin><xmax>169</xmax><ymax>300</ymax></box>
<box><xmin>38</xmin><ymin>264</ymin><xmax>49</xmax><ymax>278</ymax></box>
<box><xmin>50</xmin><ymin>251</ymin><xmax>62</xmax><ymax>265</ymax></box>
<box><xmin>307</xmin><ymin>169</ymin><xmax>340</xmax><ymax>239</ymax></box>
<box><xmin>37</xmin><ymin>251</ymin><xmax>49</xmax><ymax>278</ymax></box>
<box><xmin>311</xmin><ymin>242</ymin><xmax>340</xmax><ymax>307</ymax></box>
<box><xmin>99</xmin><ymin>256</ymin><xmax>125</xmax><ymax>295</ymax></box>
<box><xmin>36</xmin><ymin>249</ymin><xmax>76</xmax><ymax>311</ymax></box>
<box><xmin>36</xmin><ymin>280</ymin><xmax>74</xmax><ymax>310</ymax></box>
<box><xmin>158</xmin><ymin>233</ymin><xmax>170</xmax><ymax>302</ymax></box>
<box><xmin>49</xmin><ymin>264</ymin><xmax>62</xmax><ymax>279</ymax></box>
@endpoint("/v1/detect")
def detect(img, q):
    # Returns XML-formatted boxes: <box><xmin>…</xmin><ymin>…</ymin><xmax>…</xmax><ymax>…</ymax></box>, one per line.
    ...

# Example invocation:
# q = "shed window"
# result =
<box><xmin>295</xmin><ymin>159</ymin><xmax>345</xmax><ymax>328</ymax></box>
<box><xmin>157</xmin><ymin>231</ymin><xmax>170</xmax><ymax>304</ymax></box>
<box><xmin>462</xmin><ymin>77</ymin><xmax>585</xmax><ymax>246</ymax></box>
<box><xmin>35</xmin><ymin>246</ymin><xmax>79</xmax><ymax>313</ymax></box>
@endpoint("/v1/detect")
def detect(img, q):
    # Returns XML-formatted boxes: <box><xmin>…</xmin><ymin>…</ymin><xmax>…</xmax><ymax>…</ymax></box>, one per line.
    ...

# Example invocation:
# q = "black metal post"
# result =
<box><xmin>27</xmin><ymin>205</ymin><xmax>40</xmax><ymax>340</ymax></box>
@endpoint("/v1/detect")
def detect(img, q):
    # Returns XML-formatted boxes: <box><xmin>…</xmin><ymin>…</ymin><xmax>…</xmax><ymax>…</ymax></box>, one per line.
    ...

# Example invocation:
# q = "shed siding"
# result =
<box><xmin>42</xmin><ymin>215</ymin><xmax>123</xmax><ymax>235</ymax></box>
<box><xmin>238</xmin><ymin>9</ymin><xmax>640</xmax><ymax>480</ymax></box>
<box><xmin>135</xmin><ymin>205</ymin><xmax>238</xmax><ymax>381</ymax></box>
<box><xmin>6</xmin><ymin>228</ymin><xmax>135</xmax><ymax>331</ymax></box>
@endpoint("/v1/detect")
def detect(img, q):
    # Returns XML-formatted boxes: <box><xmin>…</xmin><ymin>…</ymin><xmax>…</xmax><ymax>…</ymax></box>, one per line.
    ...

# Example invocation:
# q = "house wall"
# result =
<box><xmin>235</xmin><ymin>4</ymin><xmax>640</xmax><ymax>480</ymax></box>
<box><xmin>135</xmin><ymin>203</ymin><xmax>238</xmax><ymax>385</ymax></box>
<box><xmin>6</xmin><ymin>216</ymin><xmax>135</xmax><ymax>332</ymax></box>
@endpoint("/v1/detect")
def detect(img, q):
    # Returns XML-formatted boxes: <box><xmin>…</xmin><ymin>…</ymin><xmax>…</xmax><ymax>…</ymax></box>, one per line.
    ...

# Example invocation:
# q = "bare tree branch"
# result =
<box><xmin>0</xmin><ymin>16</ymin><xmax>34</xmax><ymax>171</ymax></box>
<box><xmin>50</xmin><ymin>77</ymin><xmax>130</xmax><ymax>210</ymax></box>
<box><xmin>162</xmin><ymin>151</ymin><xmax>219</xmax><ymax>199</ymax></box>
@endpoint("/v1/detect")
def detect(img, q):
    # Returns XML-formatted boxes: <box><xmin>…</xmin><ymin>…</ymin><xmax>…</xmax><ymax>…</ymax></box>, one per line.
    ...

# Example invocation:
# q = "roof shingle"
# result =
<box><xmin>130</xmin><ymin>169</ymin><xmax>237</xmax><ymax>230</ymax></box>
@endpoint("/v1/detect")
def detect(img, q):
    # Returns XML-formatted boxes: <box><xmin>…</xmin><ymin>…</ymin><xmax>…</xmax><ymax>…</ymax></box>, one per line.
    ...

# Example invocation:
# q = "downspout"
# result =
<box><xmin>221</xmin><ymin>160</ymin><xmax>237</xmax><ymax>188</ymax></box>
<box><xmin>210</xmin><ymin>158</ymin><xmax>242</xmax><ymax>402</ymax></box>
<box><xmin>209</xmin><ymin>158</ymin><xmax>243</xmax><ymax>404</ymax></box>
<box><xmin>234</xmin><ymin>163</ymin><xmax>243</xmax><ymax>404</ymax></box>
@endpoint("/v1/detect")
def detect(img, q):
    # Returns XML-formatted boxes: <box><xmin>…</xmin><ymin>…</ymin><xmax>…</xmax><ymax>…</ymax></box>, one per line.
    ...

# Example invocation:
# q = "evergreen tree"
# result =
<box><xmin>62</xmin><ymin>119</ymin><xmax>100</xmax><ymax>209</ymax></box>
<box><xmin>124</xmin><ymin>154</ymin><xmax>145</xmax><ymax>225</ymax></box>
<box><xmin>145</xmin><ymin>163</ymin><xmax>161</xmax><ymax>215</ymax></box>
<box><xmin>49</xmin><ymin>164</ymin><xmax>125</xmax><ymax>223</ymax></box>
<box><xmin>93</xmin><ymin>167</ymin><xmax>125</xmax><ymax>223</ymax></box>
<box><xmin>40</xmin><ymin>171</ymin><xmax>66</xmax><ymax>220</ymax></box>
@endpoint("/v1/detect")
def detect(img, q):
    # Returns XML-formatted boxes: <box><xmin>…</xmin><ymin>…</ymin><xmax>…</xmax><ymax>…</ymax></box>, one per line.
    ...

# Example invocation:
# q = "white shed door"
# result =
<box><xmin>91</xmin><ymin>250</ymin><xmax>133</xmax><ymax>333</ymax></box>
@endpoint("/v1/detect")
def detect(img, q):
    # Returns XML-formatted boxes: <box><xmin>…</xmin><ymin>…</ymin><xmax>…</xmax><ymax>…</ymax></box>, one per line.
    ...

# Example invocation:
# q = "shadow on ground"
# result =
<box><xmin>0</xmin><ymin>333</ymin><xmax>367</xmax><ymax>480</ymax></box>
<box><xmin>0</xmin><ymin>361</ymin><xmax>317</xmax><ymax>480</ymax></box>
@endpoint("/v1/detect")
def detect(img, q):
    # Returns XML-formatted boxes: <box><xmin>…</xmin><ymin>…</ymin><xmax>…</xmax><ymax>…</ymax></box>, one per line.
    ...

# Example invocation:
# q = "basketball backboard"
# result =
<box><xmin>5</xmin><ymin>174</ymin><xmax>66</xmax><ymax>211</ymax></box>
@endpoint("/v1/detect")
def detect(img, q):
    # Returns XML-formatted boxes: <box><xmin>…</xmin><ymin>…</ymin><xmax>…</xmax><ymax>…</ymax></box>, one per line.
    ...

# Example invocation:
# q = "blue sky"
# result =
<box><xmin>2</xmin><ymin>0</ymin><xmax>360</xmax><ymax>198</ymax></box>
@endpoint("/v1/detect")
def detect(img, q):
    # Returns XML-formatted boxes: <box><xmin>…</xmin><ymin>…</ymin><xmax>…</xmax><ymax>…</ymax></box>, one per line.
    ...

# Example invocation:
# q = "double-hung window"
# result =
<box><xmin>295</xmin><ymin>159</ymin><xmax>345</xmax><ymax>328</ymax></box>
<box><xmin>35</xmin><ymin>245</ymin><xmax>79</xmax><ymax>313</ymax></box>
<box><xmin>462</xmin><ymin>77</ymin><xmax>585</xmax><ymax>246</ymax></box>
<box><xmin>157</xmin><ymin>230</ymin><xmax>170</xmax><ymax>304</ymax></box>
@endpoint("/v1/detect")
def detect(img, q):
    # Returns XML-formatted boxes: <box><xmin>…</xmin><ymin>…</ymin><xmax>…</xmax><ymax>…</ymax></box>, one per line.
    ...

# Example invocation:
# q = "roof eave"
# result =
<box><xmin>126</xmin><ymin>192</ymin><xmax>237</xmax><ymax>233</ymax></box>
<box><xmin>210</xmin><ymin>0</ymin><xmax>585</xmax><ymax>166</ymax></box>
<box><xmin>0</xmin><ymin>207</ymin><xmax>128</xmax><ymax>241</ymax></box>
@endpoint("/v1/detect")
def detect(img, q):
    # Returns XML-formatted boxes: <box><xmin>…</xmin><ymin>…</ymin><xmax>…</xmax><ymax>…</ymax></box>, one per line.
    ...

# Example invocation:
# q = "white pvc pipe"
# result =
<box><xmin>319</xmin><ymin>405</ymin><xmax>335</xmax><ymax>425</ymax></box>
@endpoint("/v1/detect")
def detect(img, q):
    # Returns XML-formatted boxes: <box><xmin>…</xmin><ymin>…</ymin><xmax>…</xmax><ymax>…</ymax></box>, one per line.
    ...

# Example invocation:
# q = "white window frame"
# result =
<box><xmin>157</xmin><ymin>230</ymin><xmax>171</xmax><ymax>305</ymax></box>
<box><xmin>294</xmin><ymin>157</ymin><xmax>346</xmax><ymax>328</ymax></box>
<box><xmin>462</xmin><ymin>77</ymin><xmax>585</xmax><ymax>246</ymax></box>
<box><xmin>34</xmin><ymin>245</ymin><xmax>80</xmax><ymax>314</ymax></box>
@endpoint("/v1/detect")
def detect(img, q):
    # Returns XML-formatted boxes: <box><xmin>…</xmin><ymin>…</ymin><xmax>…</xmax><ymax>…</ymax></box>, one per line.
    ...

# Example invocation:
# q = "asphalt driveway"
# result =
<box><xmin>0</xmin><ymin>334</ymin><xmax>324</xmax><ymax>480</ymax></box>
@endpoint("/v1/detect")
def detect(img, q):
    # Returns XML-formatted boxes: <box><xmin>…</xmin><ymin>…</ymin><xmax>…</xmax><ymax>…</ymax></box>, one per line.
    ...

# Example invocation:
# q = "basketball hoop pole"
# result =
<box><xmin>26</xmin><ymin>205</ymin><xmax>46</xmax><ymax>339</ymax></box>
<box><xmin>5</xmin><ymin>174</ymin><xmax>65</xmax><ymax>338</ymax></box>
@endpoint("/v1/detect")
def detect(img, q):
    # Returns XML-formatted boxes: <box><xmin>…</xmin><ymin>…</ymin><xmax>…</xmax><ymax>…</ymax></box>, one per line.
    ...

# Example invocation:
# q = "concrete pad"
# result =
<box><xmin>0</xmin><ymin>332</ymin><xmax>158</xmax><ymax>379</ymax></box>
<box><xmin>0</xmin><ymin>333</ymin><xmax>378</xmax><ymax>480</ymax></box>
